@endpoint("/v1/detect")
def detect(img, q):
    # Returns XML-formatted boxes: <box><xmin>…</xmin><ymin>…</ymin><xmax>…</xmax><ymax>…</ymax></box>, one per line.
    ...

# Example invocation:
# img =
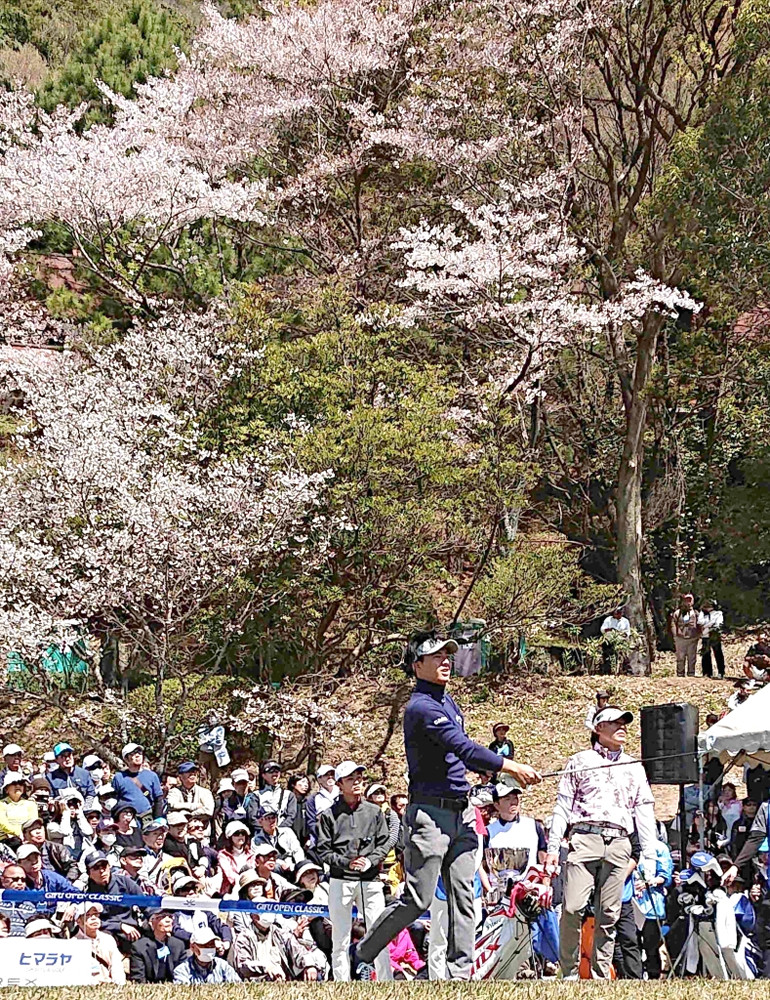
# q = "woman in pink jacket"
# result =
<box><xmin>217</xmin><ymin>820</ymin><xmax>257</xmax><ymax>895</ymax></box>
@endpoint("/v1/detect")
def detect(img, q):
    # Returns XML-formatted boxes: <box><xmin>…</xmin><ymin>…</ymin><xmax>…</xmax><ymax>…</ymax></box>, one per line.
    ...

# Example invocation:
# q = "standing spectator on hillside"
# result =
<box><xmin>671</xmin><ymin>594</ymin><xmax>701</xmax><ymax>677</ymax></box>
<box><xmin>249</xmin><ymin>761</ymin><xmax>297</xmax><ymax>830</ymax></box>
<box><xmin>317</xmin><ymin>761</ymin><xmax>392</xmax><ymax>982</ymax></box>
<box><xmin>488</xmin><ymin>724</ymin><xmax>515</xmax><ymax>760</ymax></box>
<box><xmin>600</xmin><ymin>606</ymin><xmax>631</xmax><ymax>674</ymax></box>
<box><xmin>584</xmin><ymin>691</ymin><xmax>611</xmax><ymax>732</ymax></box>
<box><xmin>112</xmin><ymin>743</ymin><xmax>164</xmax><ymax>821</ymax></box>
<box><xmin>698</xmin><ymin>600</ymin><xmax>725</xmax><ymax>678</ymax></box>
<box><xmin>306</xmin><ymin>766</ymin><xmax>338</xmax><ymax>843</ymax></box>
<box><xmin>744</xmin><ymin>633</ymin><xmax>770</xmax><ymax>683</ymax></box>
<box><xmin>167</xmin><ymin>762</ymin><xmax>215</xmax><ymax>819</ymax></box>
<box><xmin>47</xmin><ymin>743</ymin><xmax>96</xmax><ymax>801</ymax></box>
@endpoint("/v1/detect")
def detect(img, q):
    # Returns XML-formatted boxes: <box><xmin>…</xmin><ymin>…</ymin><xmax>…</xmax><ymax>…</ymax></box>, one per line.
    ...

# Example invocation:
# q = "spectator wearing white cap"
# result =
<box><xmin>306</xmin><ymin>765</ymin><xmax>339</xmax><ymax>844</ymax></box>
<box><xmin>82</xmin><ymin>755</ymin><xmax>108</xmax><ymax>792</ymax></box>
<box><xmin>486</xmin><ymin>778</ymin><xmax>546</xmax><ymax>872</ymax></box>
<box><xmin>169</xmin><ymin>870</ymin><xmax>233</xmax><ymax>952</ymax></box>
<box><xmin>167</xmin><ymin>762</ymin><xmax>215</xmax><ymax>818</ymax></box>
<box><xmin>75</xmin><ymin>901</ymin><xmax>126</xmax><ymax>984</ymax></box>
<box><xmin>253</xmin><ymin>842</ymin><xmax>294</xmax><ymax>899</ymax></box>
<box><xmin>214</xmin><ymin>770</ymin><xmax>250</xmax><ymax>838</ymax></box>
<box><xmin>21</xmin><ymin>816</ymin><xmax>80</xmax><ymax>882</ymax></box>
<box><xmin>47</xmin><ymin>789</ymin><xmax>96</xmax><ymax>857</ymax></box>
<box><xmin>545</xmin><ymin>705</ymin><xmax>656</xmax><ymax>980</ymax></box>
<box><xmin>47</xmin><ymin>743</ymin><xmax>96</xmax><ymax>801</ymax></box>
<box><xmin>112</xmin><ymin>743</ymin><xmax>164</xmax><ymax>821</ymax></box>
<box><xmin>25</xmin><ymin>915</ymin><xmax>57</xmax><ymax>938</ymax></box>
<box><xmin>218</xmin><ymin>820</ymin><xmax>258</xmax><ymax>895</ymax></box>
<box><xmin>17</xmin><ymin>842</ymin><xmax>75</xmax><ymax>892</ymax></box>
<box><xmin>317</xmin><ymin>761</ymin><xmax>392</xmax><ymax>982</ymax></box>
<box><xmin>0</xmin><ymin>772</ymin><xmax>37</xmax><ymax>842</ymax></box>
<box><xmin>0</xmin><ymin>744</ymin><xmax>24</xmax><ymax>785</ymax></box>
<box><xmin>173</xmin><ymin>924</ymin><xmax>242</xmax><ymax>984</ymax></box>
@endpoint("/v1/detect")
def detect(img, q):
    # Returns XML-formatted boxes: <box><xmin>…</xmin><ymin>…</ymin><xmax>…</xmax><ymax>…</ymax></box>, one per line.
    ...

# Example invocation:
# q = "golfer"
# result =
<box><xmin>354</xmin><ymin>631</ymin><xmax>541</xmax><ymax>980</ymax></box>
<box><xmin>544</xmin><ymin>705</ymin><xmax>656</xmax><ymax>980</ymax></box>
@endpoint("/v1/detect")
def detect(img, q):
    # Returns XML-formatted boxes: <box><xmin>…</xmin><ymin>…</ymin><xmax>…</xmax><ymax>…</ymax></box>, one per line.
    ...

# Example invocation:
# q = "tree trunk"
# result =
<box><xmin>615</xmin><ymin>312</ymin><xmax>664</xmax><ymax>675</ymax></box>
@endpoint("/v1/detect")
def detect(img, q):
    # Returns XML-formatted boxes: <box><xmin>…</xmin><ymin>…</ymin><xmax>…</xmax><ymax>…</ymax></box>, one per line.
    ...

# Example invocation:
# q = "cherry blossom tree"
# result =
<box><xmin>0</xmin><ymin>307</ymin><xmax>330</xmax><ymax>758</ymax></box>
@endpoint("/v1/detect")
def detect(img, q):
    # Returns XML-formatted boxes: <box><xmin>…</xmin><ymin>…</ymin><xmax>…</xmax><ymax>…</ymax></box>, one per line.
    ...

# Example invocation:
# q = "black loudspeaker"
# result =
<box><xmin>640</xmin><ymin>703</ymin><xmax>699</xmax><ymax>784</ymax></box>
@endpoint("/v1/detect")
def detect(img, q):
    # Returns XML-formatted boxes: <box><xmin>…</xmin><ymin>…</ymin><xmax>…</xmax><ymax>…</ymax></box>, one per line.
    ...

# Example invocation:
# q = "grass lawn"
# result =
<box><xmin>1</xmin><ymin>984</ymin><xmax>761</xmax><ymax>999</ymax></box>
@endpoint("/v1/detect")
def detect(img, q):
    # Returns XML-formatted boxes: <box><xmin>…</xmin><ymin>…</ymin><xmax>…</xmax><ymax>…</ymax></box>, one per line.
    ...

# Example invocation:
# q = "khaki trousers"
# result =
<box><xmin>559</xmin><ymin>832</ymin><xmax>631</xmax><ymax>979</ymax></box>
<box><xmin>675</xmin><ymin>636</ymin><xmax>698</xmax><ymax>676</ymax></box>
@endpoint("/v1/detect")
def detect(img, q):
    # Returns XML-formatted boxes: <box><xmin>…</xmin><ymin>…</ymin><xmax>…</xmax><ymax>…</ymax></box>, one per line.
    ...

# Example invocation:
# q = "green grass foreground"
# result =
<box><xmin>2</xmin><ymin>984</ymin><xmax>765</xmax><ymax>999</ymax></box>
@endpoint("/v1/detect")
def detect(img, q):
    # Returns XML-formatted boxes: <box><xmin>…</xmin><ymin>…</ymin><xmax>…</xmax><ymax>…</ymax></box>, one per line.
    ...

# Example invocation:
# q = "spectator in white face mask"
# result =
<box><xmin>83</xmin><ymin>755</ymin><xmax>107</xmax><ymax>792</ymax></box>
<box><xmin>173</xmin><ymin>925</ymin><xmax>242</xmax><ymax>984</ymax></box>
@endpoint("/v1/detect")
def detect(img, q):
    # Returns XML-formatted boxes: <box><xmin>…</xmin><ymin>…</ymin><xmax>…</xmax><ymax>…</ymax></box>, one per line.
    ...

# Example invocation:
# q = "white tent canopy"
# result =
<box><xmin>698</xmin><ymin>684</ymin><xmax>770</xmax><ymax>768</ymax></box>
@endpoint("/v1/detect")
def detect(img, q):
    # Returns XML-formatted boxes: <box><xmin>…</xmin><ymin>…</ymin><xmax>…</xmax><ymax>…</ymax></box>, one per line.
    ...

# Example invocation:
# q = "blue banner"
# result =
<box><xmin>0</xmin><ymin>889</ymin><xmax>329</xmax><ymax>918</ymax></box>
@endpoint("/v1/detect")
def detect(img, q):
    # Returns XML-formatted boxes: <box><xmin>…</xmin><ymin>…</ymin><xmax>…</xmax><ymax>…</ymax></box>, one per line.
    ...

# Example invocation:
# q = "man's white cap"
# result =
<box><xmin>2</xmin><ymin>743</ymin><xmax>23</xmax><ymax>756</ymax></box>
<box><xmin>415</xmin><ymin>637</ymin><xmax>459</xmax><ymax>658</ymax></box>
<box><xmin>167</xmin><ymin>811</ymin><xmax>188</xmax><ymax>826</ymax></box>
<box><xmin>83</xmin><ymin>754</ymin><xmax>103</xmax><ymax>770</ymax></box>
<box><xmin>217</xmin><ymin>777</ymin><xmax>235</xmax><ymax>793</ymax></box>
<box><xmin>191</xmin><ymin>924</ymin><xmax>217</xmax><ymax>946</ymax></box>
<box><xmin>230</xmin><ymin>768</ymin><xmax>249</xmax><ymax>784</ymax></box>
<box><xmin>335</xmin><ymin>760</ymin><xmax>365</xmax><ymax>782</ymax></box>
<box><xmin>593</xmin><ymin>707</ymin><xmax>633</xmax><ymax>729</ymax></box>
<box><xmin>43</xmin><ymin>751</ymin><xmax>56</xmax><ymax>763</ymax></box>
<box><xmin>122</xmin><ymin>742</ymin><xmax>143</xmax><ymax>758</ymax></box>
<box><xmin>316</xmin><ymin>764</ymin><xmax>335</xmax><ymax>778</ymax></box>
<box><xmin>17</xmin><ymin>844</ymin><xmax>42</xmax><ymax>860</ymax></box>
<box><xmin>74</xmin><ymin>901</ymin><xmax>104</xmax><ymax>919</ymax></box>
<box><xmin>254</xmin><ymin>842</ymin><xmax>279</xmax><ymax>856</ymax></box>
<box><xmin>25</xmin><ymin>917</ymin><xmax>55</xmax><ymax>937</ymax></box>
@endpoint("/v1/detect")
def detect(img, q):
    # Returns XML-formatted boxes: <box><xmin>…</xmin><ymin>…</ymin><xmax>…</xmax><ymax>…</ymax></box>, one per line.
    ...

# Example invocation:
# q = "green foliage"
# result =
<box><xmin>38</xmin><ymin>1</ymin><xmax>190</xmax><ymax>127</ymax></box>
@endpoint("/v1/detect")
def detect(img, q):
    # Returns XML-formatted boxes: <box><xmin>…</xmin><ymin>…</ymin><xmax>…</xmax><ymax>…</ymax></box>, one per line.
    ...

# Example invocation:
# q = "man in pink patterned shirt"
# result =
<box><xmin>544</xmin><ymin>706</ymin><xmax>656</xmax><ymax>979</ymax></box>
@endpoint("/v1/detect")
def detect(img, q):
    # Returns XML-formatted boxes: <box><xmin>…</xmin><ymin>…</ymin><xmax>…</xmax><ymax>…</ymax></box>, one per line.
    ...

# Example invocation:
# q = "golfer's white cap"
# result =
<box><xmin>415</xmin><ymin>637</ymin><xmax>459</xmax><ymax>658</ymax></box>
<box><xmin>593</xmin><ymin>707</ymin><xmax>633</xmax><ymax>729</ymax></box>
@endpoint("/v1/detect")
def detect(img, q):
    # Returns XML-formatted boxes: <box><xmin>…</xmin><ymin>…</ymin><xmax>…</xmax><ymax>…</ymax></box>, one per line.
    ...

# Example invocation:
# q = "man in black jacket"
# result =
<box><xmin>317</xmin><ymin>761</ymin><xmax>391</xmax><ymax>982</ymax></box>
<box><xmin>84</xmin><ymin>851</ymin><xmax>146</xmax><ymax>952</ymax></box>
<box><xmin>21</xmin><ymin>818</ymin><xmax>80</xmax><ymax>882</ymax></box>
<box><xmin>130</xmin><ymin>909</ymin><xmax>187</xmax><ymax>982</ymax></box>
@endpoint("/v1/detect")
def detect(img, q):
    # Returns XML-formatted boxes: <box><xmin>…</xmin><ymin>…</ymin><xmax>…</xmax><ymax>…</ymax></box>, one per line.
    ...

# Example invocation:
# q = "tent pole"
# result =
<box><xmin>698</xmin><ymin>753</ymin><xmax>705</xmax><ymax>851</ymax></box>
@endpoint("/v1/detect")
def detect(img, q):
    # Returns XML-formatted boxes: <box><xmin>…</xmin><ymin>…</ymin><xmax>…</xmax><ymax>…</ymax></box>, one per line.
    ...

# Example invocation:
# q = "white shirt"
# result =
<box><xmin>487</xmin><ymin>814</ymin><xmax>541</xmax><ymax>872</ymax></box>
<box><xmin>698</xmin><ymin>610</ymin><xmax>724</xmax><ymax>636</ymax></box>
<box><xmin>601</xmin><ymin>615</ymin><xmax>630</xmax><ymax>636</ymax></box>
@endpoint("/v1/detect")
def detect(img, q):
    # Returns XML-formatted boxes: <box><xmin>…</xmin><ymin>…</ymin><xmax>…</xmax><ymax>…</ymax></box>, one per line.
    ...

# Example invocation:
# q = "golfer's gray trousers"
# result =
<box><xmin>356</xmin><ymin>800</ymin><xmax>478</xmax><ymax>979</ymax></box>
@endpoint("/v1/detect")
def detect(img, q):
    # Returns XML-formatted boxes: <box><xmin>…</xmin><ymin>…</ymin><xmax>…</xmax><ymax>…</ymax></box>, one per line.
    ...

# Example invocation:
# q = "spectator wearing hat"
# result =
<box><xmin>112</xmin><ymin>743</ymin><xmax>164</xmax><ymax>821</ymax></box>
<box><xmin>317</xmin><ymin>761</ymin><xmax>392</xmax><ymax>982</ymax></box>
<box><xmin>84</xmin><ymin>851</ymin><xmax>145</xmax><ymax>950</ymax></box>
<box><xmin>295</xmin><ymin>859</ymin><xmax>328</xmax><ymax>905</ymax></box>
<box><xmin>306</xmin><ymin>765</ymin><xmax>339</xmax><ymax>843</ymax></box>
<box><xmin>47</xmin><ymin>743</ymin><xmax>96</xmax><ymax>801</ymax></box>
<box><xmin>164</xmin><ymin>811</ymin><xmax>191</xmax><ymax>863</ymax></box>
<box><xmin>47</xmin><ymin>789</ymin><xmax>95</xmax><ymax>857</ymax></box>
<box><xmin>75</xmin><ymin>901</ymin><xmax>126</xmax><ymax>984</ymax></box>
<box><xmin>30</xmin><ymin>776</ymin><xmax>55</xmax><ymax>823</ymax></box>
<box><xmin>248</xmin><ymin>761</ymin><xmax>297</xmax><ymax>831</ymax></box>
<box><xmin>169</xmin><ymin>870</ymin><xmax>233</xmax><ymax>951</ymax></box>
<box><xmin>130</xmin><ymin>909</ymin><xmax>186</xmax><ymax>983</ymax></box>
<box><xmin>744</xmin><ymin>632</ymin><xmax>770</xmax><ymax>683</ymax></box>
<box><xmin>698</xmin><ymin>600</ymin><xmax>725</xmax><ymax>678</ymax></box>
<box><xmin>137</xmin><ymin>817</ymin><xmax>173</xmax><ymax>891</ymax></box>
<box><xmin>488</xmin><ymin>724</ymin><xmax>515</xmax><ymax>761</ymax></box>
<box><xmin>25</xmin><ymin>916</ymin><xmax>57</xmax><ymax>939</ymax></box>
<box><xmin>670</xmin><ymin>594</ymin><xmax>701</xmax><ymax>677</ymax></box>
<box><xmin>253</xmin><ymin>843</ymin><xmax>293</xmax><ymax>899</ymax></box>
<box><xmin>21</xmin><ymin>816</ymin><xmax>80</xmax><ymax>882</ymax></box>
<box><xmin>253</xmin><ymin>804</ymin><xmax>305</xmax><ymax>873</ymax></box>
<box><xmin>0</xmin><ymin>772</ymin><xmax>37</xmax><ymax>843</ymax></box>
<box><xmin>545</xmin><ymin>705</ymin><xmax>656</xmax><ymax>979</ymax></box>
<box><xmin>18</xmin><ymin>843</ymin><xmax>75</xmax><ymax>892</ymax></box>
<box><xmin>112</xmin><ymin>800</ymin><xmax>143</xmax><ymax>850</ymax></box>
<box><xmin>218</xmin><ymin>820</ymin><xmax>258</xmax><ymax>895</ymax></box>
<box><xmin>96</xmin><ymin>783</ymin><xmax>118</xmax><ymax>819</ymax></box>
<box><xmin>173</xmin><ymin>924</ymin><xmax>242</xmax><ymax>984</ymax></box>
<box><xmin>82</xmin><ymin>755</ymin><xmax>108</xmax><ymax>793</ymax></box>
<box><xmin>487</xmin><ymin>779</ymin><xmax>546</xmax><ymax>872</ymax></box>
<box><xmin>600</xmin><ymin>606</ymin><xmax>631</xmax><ymax>674</ymax></box>
<box><xmin>117</xmin><ymin>844</ymin><xmax>154</xmax><ymax>894</ymax></box>
<box><xmin>215</xmin><ymin>770</ymin><xmax>250</xmax><ymax>837</ymax></box>
<box><xmin>167</xmin><ymin>762</ymin><xmax>215</xmax><ymax>819</ymax></box>
<box><xmin>0</xmin><ymin>743</ymin><xmax>24</xmax><ymax>785</ymax></box>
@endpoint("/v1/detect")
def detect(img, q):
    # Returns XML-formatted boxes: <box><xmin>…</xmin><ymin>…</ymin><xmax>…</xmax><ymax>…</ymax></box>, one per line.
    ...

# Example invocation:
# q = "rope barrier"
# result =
<box><xmin>537</xmin><ymin>749</ymin><xmax>700</xmax><ymax>779</ymax></box>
